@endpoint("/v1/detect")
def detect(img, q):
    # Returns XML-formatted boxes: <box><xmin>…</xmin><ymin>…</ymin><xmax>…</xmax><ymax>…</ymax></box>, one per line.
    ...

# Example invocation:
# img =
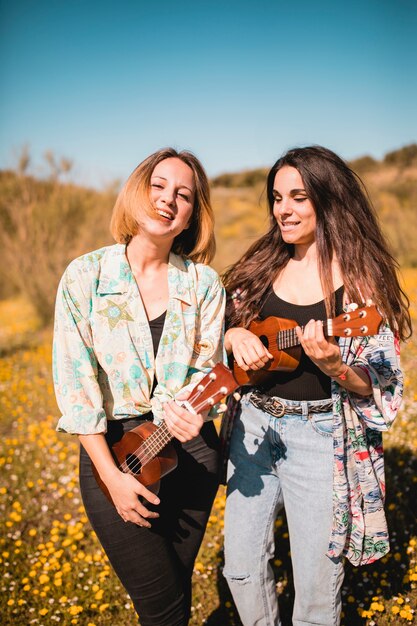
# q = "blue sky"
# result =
<box><xmin>1</xmin><ymin>0</ymin><xmax>416</xmax><ymax>188</ymax></box>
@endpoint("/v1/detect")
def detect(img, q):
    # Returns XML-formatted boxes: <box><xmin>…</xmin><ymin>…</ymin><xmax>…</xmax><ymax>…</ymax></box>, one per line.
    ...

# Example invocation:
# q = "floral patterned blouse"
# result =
<box><xmin>53</xmin><ymin>244</ymin><xmax>225</xmax><ymax>434</ymax></box>
<box><xmin>328</xmin><ymin>325</ymin><xmax>403</xmax><ymax>565</ymax></box>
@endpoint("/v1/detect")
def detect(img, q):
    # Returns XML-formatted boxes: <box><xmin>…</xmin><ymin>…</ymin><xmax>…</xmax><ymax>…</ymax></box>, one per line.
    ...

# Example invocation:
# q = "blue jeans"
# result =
<box><xmin>223</xmin><ymin>393</ymin><xmax>344</xmax><ymax>626</ymax></box>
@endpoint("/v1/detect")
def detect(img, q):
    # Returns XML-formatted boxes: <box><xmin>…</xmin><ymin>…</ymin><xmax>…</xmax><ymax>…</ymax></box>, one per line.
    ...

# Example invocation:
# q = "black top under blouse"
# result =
<box><xmin>149</xmin><ymin>310</ymin><xmax>167</xmax><ymax>356</ymax></box>
<box><xmin>257</xmin><ymin>287</ymin><xmax>344</xmax><ymax>401</ymax></box>
<box><xmin>149</xmin><ymin>311</ymin><xmax>167</xmax><ymax>395</ymax></box>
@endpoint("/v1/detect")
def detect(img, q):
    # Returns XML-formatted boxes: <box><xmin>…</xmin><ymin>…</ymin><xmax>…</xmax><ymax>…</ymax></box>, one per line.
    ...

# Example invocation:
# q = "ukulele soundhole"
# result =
<box><xmin>125</xmin><ymin>453</ymin><xmax>142</xmax><ymax>475</ymax></box>
<box><xmin>259</xmin><ymin>335</ymin><xmax>269</xmax><ymax>349</ymax></box>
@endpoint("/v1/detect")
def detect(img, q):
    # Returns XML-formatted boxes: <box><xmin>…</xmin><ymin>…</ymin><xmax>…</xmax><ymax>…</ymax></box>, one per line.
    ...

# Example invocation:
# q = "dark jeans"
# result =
<box><xmin>79</xmin><ymin>417</ymin><xmax>220</xmax><ymax>626</ymax></box>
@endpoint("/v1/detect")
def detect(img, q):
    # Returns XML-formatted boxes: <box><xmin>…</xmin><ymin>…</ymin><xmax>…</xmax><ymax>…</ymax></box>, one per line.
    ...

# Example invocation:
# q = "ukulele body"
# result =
<box><xmin>92</xmin><ymin>421</ymin><xmax>178</xmax><ymax>502</ymax></box>
<box><xmin>91</xmin><ymin>363</ymin><xmax>240</xmax><ymax>506</ymax></box>
<box><xmin>234</xmin><ymin>316</ymin><xmax>302</xmax><ymax>386</ymax></box>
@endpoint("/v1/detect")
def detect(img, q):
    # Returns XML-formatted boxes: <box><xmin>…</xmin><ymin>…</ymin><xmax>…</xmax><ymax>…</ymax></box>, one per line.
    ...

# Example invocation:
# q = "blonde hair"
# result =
<box><xmin>110</xmin><ymin>148</ymin><xmax>215</xmax><ymax>264</ymax></box>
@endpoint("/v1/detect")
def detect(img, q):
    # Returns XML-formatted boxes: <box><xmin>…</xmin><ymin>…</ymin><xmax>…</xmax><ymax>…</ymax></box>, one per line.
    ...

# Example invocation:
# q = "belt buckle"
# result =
<box><xmin>269</xmin><ymin>398</ymin><xmax>285</xmax><ymax>418</ymax></box>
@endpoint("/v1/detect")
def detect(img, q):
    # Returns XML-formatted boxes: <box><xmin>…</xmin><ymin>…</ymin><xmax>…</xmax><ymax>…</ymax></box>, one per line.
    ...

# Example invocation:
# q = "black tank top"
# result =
<box><xmin>149</xmin><ymin>311</ymin><xmax>166</xmax><ymax>395</ymax></box>
<box><xmin>149</xmin><ymin>310</ymin><xmax>166</xmax><ymax>356</ymax></box>
<box><xmin>257</xmin><ymin>287</ymin><xmax>344</xmax><ymax>401</ymax></box>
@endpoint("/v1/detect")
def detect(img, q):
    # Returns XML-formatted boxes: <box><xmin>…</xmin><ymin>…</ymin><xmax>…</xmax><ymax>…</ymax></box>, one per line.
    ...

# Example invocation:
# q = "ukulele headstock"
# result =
<box><xmin>331</xmin><ymin>304</ymin><xmax>383</xmax><ymax>337</ymax></box>
<box><xmin>187</xmin><ymin>363</ymin><xmax>239</xmax><ymax>411</ymax></box>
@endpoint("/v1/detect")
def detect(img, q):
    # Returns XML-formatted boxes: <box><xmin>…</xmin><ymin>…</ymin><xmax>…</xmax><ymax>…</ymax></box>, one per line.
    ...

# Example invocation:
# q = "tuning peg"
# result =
<box><xmin>197</xmin><ymin>384</ymin><xmax>204</xmax><ymax>392</ymax></box>
<box><xmin>220</xmin><ymin>386</ymin><xmax>228</xmax><ymax>394</ymax></box>
<box><xmin>343</xmin><ymin>328</ymin><xmax>352</xmax><ymax>336</ymax></box>
<box><xmin>360</xmin><ymin>325</ymin><xmax>368</xmax><ymax>333</ymax></box>
<box><xmin>209</xmin><ymin>372</ymin><xmax>217</xmax><ymax>380</ymax></box>
<box><xmin>207</xmin><ymin>398</ymin><xmax>215</xmax><ymax>406</ymax></box>
<box><xmin>233</xmin><ymin>392</ymin><xmax>242</xmax><ymax>401</ymax></box>
<box><xmin>217</xmin><ymin>403</ymin><xmax>228</xmax><ymax>413</ymax></box>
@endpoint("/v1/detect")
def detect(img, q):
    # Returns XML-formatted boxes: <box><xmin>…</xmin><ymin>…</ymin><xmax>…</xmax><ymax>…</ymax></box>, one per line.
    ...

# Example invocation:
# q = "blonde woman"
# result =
<box><xmin>53</xmin><ymin>148</ymin><xmax>225</xmax><ymax>625</ymax></box>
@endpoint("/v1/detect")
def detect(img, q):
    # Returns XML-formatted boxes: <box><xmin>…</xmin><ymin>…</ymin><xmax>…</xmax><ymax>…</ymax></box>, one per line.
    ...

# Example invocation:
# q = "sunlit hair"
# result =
<box><xmin>110</xmin><ymin>148</ymin><xmax>215</xmax><ymax>264</ymax></box>
<box><xmin>223</xmin><ymin>145</ymin><xmax>411</xmax><ymax>340</ymax></box>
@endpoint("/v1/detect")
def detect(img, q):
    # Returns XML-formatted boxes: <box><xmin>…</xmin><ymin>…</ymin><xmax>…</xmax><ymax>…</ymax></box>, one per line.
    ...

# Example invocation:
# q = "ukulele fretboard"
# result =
<box><xmin>275</xmin><ymin>320</ymin><xmax>332</xmax><ymax>350</ymax></box>
<box><xmin>138</xmin><ymin>422</ymin><xmax>172</xmax><ymax>461</ymax></box>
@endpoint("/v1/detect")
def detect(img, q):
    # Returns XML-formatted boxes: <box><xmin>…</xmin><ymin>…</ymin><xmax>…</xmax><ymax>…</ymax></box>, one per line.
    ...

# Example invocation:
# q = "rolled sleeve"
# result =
<box><xmin>53</xmin><ymin>262</ymin><xmax>107</xmax><ymax>434</ymax></box>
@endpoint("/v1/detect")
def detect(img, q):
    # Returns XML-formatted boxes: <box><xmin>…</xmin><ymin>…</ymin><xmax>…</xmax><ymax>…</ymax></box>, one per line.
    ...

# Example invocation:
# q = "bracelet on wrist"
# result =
<box><xmin>333</xmin><ymin>364</ymin><xmax>349</xmax><ymax>381</ymax></box>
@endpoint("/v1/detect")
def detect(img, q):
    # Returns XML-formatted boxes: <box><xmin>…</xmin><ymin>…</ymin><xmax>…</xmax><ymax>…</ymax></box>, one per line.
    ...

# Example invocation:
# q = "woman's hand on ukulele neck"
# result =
<box><xmin>295</xmin><ymin>319</ymin><xmax>372</xmax><ymax>396</ymax></box>
<box><xmin>225</xmin><ymin>327</ymin><xmax>273</xmax><ymax>372</ymax></box>
<box><xmin>295</xmin><ymin>319</ymin><xmax>343</xmax><ymax>377</ymax></box>
<box><xmin>163</xmin><ymin>390</ymin><xmax>204</xmax><ymax>443</ymax></box>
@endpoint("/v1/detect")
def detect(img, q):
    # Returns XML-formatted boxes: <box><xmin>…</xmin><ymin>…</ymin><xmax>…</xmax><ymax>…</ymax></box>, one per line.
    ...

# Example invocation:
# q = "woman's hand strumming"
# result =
<box><xmin>225</xmin><ymin>327</ymin><xmax>273</xmax><ymax>371</ymax></box>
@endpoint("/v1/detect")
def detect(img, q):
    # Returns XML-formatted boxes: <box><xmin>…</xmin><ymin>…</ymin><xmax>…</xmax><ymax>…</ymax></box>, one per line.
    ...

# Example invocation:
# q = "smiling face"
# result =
<box><xmin>137</xmin><ymin>157</ymin><xmax>196</xmax><ymax>242</ymax></box>
<box><xmin>272</xmin><ymin>166</ymin><xmax>317</xmax><ymax>246</ymax></box>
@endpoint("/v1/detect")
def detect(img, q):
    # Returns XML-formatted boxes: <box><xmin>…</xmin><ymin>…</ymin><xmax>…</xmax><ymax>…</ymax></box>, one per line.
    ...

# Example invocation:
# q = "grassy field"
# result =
<box><xmin>0</xmin><ymin>271</ymin><xmax>416</xmax><ymax>626</ymax></box>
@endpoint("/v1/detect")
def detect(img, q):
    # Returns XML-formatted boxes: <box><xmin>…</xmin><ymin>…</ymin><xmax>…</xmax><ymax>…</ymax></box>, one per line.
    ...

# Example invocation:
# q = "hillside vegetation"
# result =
<box><xmin>0</xmin><ymin>144</ymin><xmax>416</xmax><ymax>323</ymax></box>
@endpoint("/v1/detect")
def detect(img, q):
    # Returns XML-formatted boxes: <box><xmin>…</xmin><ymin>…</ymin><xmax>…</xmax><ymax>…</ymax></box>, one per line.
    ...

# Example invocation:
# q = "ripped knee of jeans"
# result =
<box><xmin>222</xmin><ymin>569</ymin><xmax>251</xmax><ymax>585</ymax></box>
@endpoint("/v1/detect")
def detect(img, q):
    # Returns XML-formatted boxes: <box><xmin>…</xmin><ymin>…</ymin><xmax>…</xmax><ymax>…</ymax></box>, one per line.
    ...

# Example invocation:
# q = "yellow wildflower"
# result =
<box><xmin>39</xmin><ymin>573</ymin><xmax>50</xmax><ymax>584</ymax></box>
<box><xmin>370</xmin><ymin>601</ymin><xmax>385</xmax><ymax>612</ymax></box>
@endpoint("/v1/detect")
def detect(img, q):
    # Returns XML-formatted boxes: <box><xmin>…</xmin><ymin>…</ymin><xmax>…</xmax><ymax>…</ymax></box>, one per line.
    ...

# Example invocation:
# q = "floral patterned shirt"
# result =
<box><xmin>53</xmin><ymin>244</ymin><xmax>225</xmax><ymax>434</ymax></box>
<box><xmin>328</xmin><ymin>326</ymin><xmax>403</xmax><ymax>565</ymax></box>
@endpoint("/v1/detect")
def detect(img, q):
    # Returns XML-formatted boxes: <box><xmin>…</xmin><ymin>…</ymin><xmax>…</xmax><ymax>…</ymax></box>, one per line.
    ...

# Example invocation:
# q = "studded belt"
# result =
<box><xmin>249</xmin><ymin>390</ymin><xmax>333</xmax><ymax>419</ymax></box>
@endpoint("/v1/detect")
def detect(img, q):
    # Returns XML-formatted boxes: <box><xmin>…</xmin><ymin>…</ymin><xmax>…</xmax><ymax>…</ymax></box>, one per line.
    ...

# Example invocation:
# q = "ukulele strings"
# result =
<box><xmin>261</xmin><ymin>327</ymin><xmax>299</xmax><ymax>350</ymax></box>
<box><xmin>265</xmin><ymin>320</ymin><xmax>330</xmax><ymax>351</ymax></box>
<box><xmin>118</xmin><ymin>421</ymin><xmax>171</xmax><ymax>474</ymax></box>
<box><xmin>118</xmin><ymin>422</ymin><xmax>172</xmax><ymax>474</ymax></box>
<box><xmin>118</xmin><ymin>379</ymin><xmax>218</xmax><ymax>475</ymax></box>
<box><xmin>119</xmin><ymin>395</ymin><xmax>213</xmax><ymax>475</ymax></box>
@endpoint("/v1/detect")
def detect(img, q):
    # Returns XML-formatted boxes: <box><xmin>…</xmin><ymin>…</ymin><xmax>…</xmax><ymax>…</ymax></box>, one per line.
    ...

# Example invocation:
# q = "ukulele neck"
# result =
<box><xmin>141</xmin><ymin>421</ymin><xmax>173</xmax><ymax>460</ymax></box>
<box><xmin>277</xmin><ymin>320</ymin><xmax>331</xmax><ymax>350</ymax></box>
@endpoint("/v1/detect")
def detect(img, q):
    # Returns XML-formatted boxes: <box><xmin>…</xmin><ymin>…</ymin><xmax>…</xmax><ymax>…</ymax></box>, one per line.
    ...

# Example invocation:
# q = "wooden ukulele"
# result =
<box><xmin>233</xmin><ymin>303</ymin><xmax>383</xmax><ymax>386</ymax></box>
<box><xmin>93</xmin><ymin>363</ymin><xmax>239</xmax><ymax>503</ymax></box>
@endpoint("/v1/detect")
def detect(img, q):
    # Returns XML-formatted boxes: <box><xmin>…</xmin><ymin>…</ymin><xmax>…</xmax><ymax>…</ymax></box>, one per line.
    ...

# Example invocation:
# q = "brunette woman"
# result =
<box><xmin>53</xmin><ymin>148</ymin><xmax>225</xmax><ymax>626</ymax></box>
<box><xmin>222</xmin><ymin>146</ymin><xmax>410</xmax><ymax>626</ymax></box>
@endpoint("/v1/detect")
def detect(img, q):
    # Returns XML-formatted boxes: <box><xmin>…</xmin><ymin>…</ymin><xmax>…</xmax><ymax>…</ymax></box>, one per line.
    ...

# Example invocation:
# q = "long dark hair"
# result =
<box><xmin>222</xmin><ymin>145</ymin><xmax>411</xmax><ymax>340</ymax></box>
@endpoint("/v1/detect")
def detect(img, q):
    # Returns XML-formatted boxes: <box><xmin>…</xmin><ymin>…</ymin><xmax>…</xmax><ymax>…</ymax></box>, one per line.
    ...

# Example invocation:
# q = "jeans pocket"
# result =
<box><xmin>309</xmin><ymin>411</ymin><xmax>333</xmax><ymax>437</ymax></box>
